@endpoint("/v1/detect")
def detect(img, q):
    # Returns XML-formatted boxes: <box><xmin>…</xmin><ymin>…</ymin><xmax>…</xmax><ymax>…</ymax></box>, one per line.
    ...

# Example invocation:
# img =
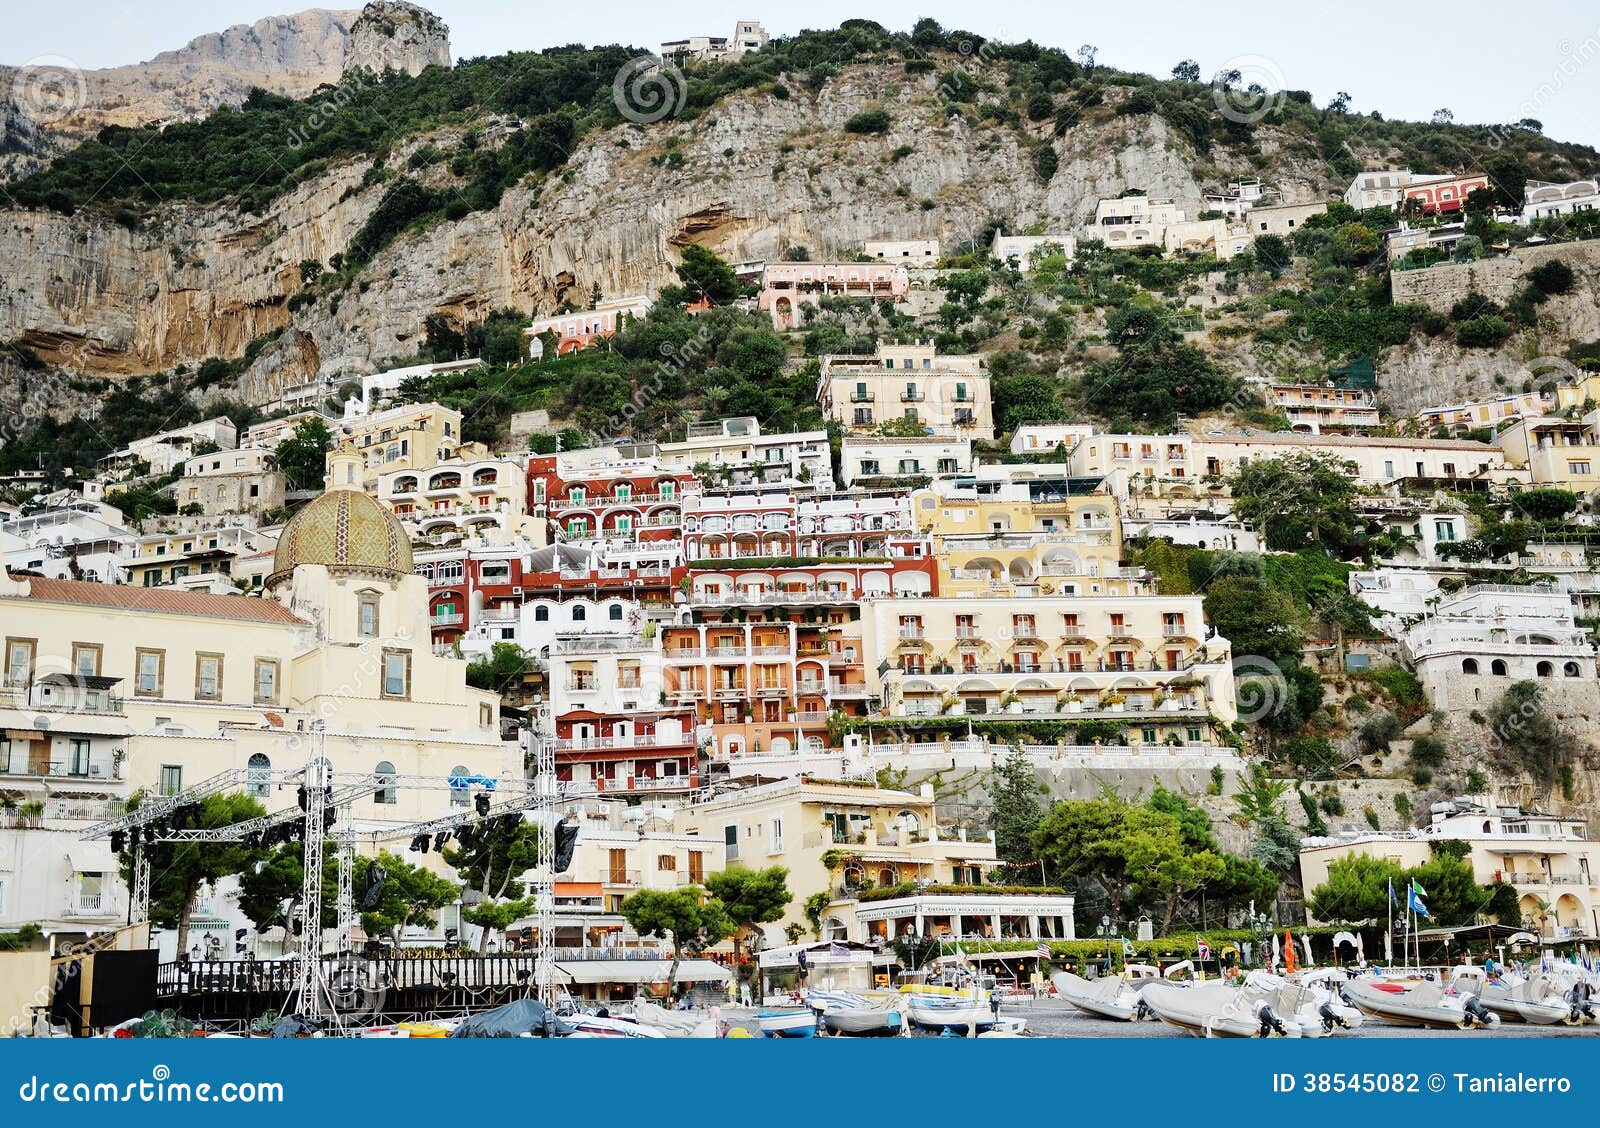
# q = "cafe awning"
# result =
<box><xmin>554</xmin><ymin>959</ymin><xmax>730</xmax><ymax>986</ymax></box>
<box><xmin>65</xmin><ymin>843</ymin><xmax>118</xmax><ymax>875</ymax></box>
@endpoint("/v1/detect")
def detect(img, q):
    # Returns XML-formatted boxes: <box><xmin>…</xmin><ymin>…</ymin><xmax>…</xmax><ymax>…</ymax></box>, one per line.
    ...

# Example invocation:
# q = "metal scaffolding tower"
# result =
<box><xmin>531</xmin><ymin>728</ymin><xmax>557</xmax><ymax>1007</ymax></box>
<box><xmin>292</xmin><ymin>748</ymin><xmax>331</xmax><ymax>1023</ymax></box>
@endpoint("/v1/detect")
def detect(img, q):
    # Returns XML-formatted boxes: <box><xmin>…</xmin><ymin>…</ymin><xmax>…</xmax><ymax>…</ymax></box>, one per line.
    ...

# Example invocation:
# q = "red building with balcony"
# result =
<box><xmin>527</xmin><ymin>456</ymin><xmax>698</xmax><ymax>544</ymax></box>
<box><xmin>552</xmin><ymin>708</ymin><xmax>701</xmax><ymax>796</ymax></box>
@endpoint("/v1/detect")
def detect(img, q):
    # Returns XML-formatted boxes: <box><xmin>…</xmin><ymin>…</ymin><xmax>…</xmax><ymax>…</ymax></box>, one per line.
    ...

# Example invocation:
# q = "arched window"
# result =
<box><xmin>247</xmin><ymin>753</ymin><xmax>271</xmax><ymax>799</ymax></box>
<box><xmin>1461</xmin><ymin>658</ymin><xmax>1479</xmax><ymax>674</ymax></box>
<box><xmin>572</xmin><ymin>606</ymin><xmax>587</xmax><ymax>622</ymax></box>
<box><xmin>1536</xmin><ymin>661</ymin><xmax>1554</xmax><ymax>678</ymax></box>
<box><xmin>609</xmin><ymin>605</ymin><xmax>624</xmax><ymax>621</ymax></box>
<box><xmin>450</xmin><ymin>765</ymin><xmax>470</xmax><ymax>806</ymax></box>
<box><xmin>375</xmin><ymin>761</ymin><xmax>396</xmax><ymax>805</ymax></box>
<box><xmin>1564</xmin><ymin>661</ymin><xmax>1581</xmax><ymax>678</ymax></box>
<box><xmin>534</xmin><ymin>606</ymin><xmax>549</xmax><ymax>622</ymax></box>
<box><xmin>1491</xmin><ymin>659</ymin><xmax>1508</xmax><ymax>676</ymax></box>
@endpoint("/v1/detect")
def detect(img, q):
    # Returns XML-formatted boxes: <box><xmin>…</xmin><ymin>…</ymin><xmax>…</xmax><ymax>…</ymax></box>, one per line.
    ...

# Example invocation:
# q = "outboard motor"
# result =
<box><xmin>1256</xmin><ymin>1001</ymin><xmax>1288</xmax><ymax>1038</ymax></box>
<box><xmin>1318</xmin><ymin>1000</ymin><xmax>1349</xmax><ymax>1032</ymax></box>
<box><xmin>1134</xmin><ymin>998</ymin><xmax>1153</xmax><ymax>1022</ymax></box>
<box><xmin>1567</xmin><ymin>980</ymin><xmax>1596</xmax><ymax>1024</ymax></box>
<box><xmin>1460</xmin><ymin>993</ymin><xmax>1494</xmax><ymax>1028</ymax></box>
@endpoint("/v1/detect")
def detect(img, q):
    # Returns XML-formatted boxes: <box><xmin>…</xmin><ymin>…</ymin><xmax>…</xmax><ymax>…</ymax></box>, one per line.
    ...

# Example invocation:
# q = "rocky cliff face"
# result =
<box><xmin>0</xmin><ymin>58</ymin><xmax>1580</xmax><ymax>418</ymax></box>
<box><xmin>344</xmin><ymin>1</ymin><xmax>451</xmax><ymax>75</ymax></box>
<box><xmin>0</xmin><ymin>3</ymin><xmax>450</xmax><ymax>182</ymax></box>
<box><xmin>0</xmin><ymin>65</ymin><xmax>1342</xmax><ymax>404</ymax></box>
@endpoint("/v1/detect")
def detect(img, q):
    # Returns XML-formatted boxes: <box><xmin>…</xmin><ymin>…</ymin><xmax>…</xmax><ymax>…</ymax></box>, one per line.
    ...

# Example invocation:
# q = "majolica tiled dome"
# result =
<box><xmin>269</xmin><ymin>489</ymin><xmax>412</xmax><ymax>586</ymax></box>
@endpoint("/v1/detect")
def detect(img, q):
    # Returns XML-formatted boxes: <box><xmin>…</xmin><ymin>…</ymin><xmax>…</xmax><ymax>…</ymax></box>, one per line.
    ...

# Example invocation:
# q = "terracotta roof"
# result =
<box><xmin>9</xmin><ymin>577</ymin><xmax>306</xmax><ymax>624</ymax></box>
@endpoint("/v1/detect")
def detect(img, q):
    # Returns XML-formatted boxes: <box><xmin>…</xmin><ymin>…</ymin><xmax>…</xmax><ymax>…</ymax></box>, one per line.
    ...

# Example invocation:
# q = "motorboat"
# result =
<box><xmin>976</xmin><ymin>1017</ymin><xmax>1029</xmax><ymax>1037</ymax></box>
<box><xmin>1142</xmin><ymin>981</ymin><xmax>1301</xmax><ymax>1038</ymax></box>
<box><xmin>757</xmin><ymin>1008</ymin><xmax>819</xmax><ymax>1038</ymax></box>
<box><xmin>806</xmin><ymin>991</ymin><xmax>906</xmax><ymax>1037</ymax></box>
<box><xmin>1343</xmin><ymin>978</ymin><xmax>1498</xmax><ymax>1030</ymax></box>
<box><xmin>1051</xmin><ymin>971</ymin><xmax>1154</xmax><ymax>1021</ymax></box>
<box><xmin>1461</xmin><ymin>973</ymin><xmax>1594</xmax><ymax>1026</ymax></box>
<box><xmin>1247</xmin><ymin>971</ymin><xmax>1363</xmax><ymax>1036</ymax></box>
<box><xmin>560</xmin><ymin>1012</ymin><xmax>667</xmax><ymax>1038</ymax></box>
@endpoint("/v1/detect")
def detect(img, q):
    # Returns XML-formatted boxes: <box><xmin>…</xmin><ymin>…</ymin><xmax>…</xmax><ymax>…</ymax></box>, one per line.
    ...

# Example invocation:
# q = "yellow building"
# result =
<box><xmin>326</xmin><ymin>402</ymin><xmax>472</xmax><ymax>490</ymax></box>
<box><xmin>1555</xmin><ymin>374</ymin><xmax>1600</xmax><ymax>413</ymax></box>
<box><xmin>673</xmin><ymin>776</ymin><xmax>1072</xmax><ymax>944</ymax></box>
<box><xmin>2</xmin><ymin>451</ymin><xmax>519</xmax><ymax>830</ymax></box>
<box><xmin>912</xmin><ymin>473</ymin><xmax>1133</xmax><ymax>595</ymax></box>
<box><xmin>1495</xmin><ymin>415</ymin><xmax>1600</xmax><ymax>491</ymax></box>
<box><xmin>120</xmin><ymin>525</ymin><xmax>276</xmax><ymax>590</ymax></box>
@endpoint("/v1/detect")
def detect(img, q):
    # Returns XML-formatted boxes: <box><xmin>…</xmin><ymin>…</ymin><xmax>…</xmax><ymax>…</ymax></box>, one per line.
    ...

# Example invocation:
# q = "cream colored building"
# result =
<box><xmin>860</xmin><ymin>593</ymin><xmax>1236</xmax><ymax>742</ymax></box>
<box><xmin>673</xmin><ymin>777</ymin><xmax>1073</xmax><ymax>945</ymax></box>
<box><xmin>328</xmin><ymin>402</ymin><xmax>467</xmax><ymax>490</ymax></box>
<box><xmin>1299</xmin><ymin>798</ymin><xmax>1598</xmax><ymax>939</ymax></box>
<box><xmin>864</xmin><ymin>238</ymin><xmax>939</xmax><ymax>262</ymax></box>
<box><xmin>1554</xmin><ymin>374</ymin><xmax>1600</xmax><ymax>413</ymax></box>
<box><xmin>1192</xmin><ymin>433</ymin><xmax>1522</xmax><ymax>488</ymax></box>
<box><xmin>1495</xmin><ymin>415</ymin><xmax>1600</xmax><ymax>491</ymax></box>
<box><xmin>1245</xmin><ymin>201</ymin><xmax>1328</xmax><ymax>237</ymax></box>
<box><xmin>2</xmin><ymin>451</ymin><xmax>519</xmax><ymax>838</ymax></box>
<box><xmin>1415</xmin><ymin>391</ymin><xmax>1551</xmax><ymax>433</ymax></box>
<box><xmin>378</xmin><ymin>457</ymin><xmax>539</xmax><ymax>544</ymax></box>
<box><xmin>839</xmin><ymin>436</ymin><xmax>971</xmax><ymax>486</ymax></box>
<box><xmin>819</xmin><ymin>343</ymin><xmax>993</xmax><ymax>440</ymax></box>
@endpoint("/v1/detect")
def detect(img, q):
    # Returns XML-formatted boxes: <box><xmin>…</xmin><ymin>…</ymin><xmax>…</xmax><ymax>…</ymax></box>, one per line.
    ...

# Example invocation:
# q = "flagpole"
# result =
<box><xmin>1386</xmin><ymin>878</ymin><xmax>1393</xmax><ymax>967</ymax></box>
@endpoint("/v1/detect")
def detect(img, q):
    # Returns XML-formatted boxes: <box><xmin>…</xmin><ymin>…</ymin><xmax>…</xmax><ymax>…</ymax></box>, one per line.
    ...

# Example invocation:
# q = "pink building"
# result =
<box><xmin>758</xmin><ymin>263</ymin><xmax>909</xmax><ymax>330</ymax></box>
<box><xmin>523</xmin><ymin>295</ymin><xmax>653</xmax><ymax>358</ymax></box>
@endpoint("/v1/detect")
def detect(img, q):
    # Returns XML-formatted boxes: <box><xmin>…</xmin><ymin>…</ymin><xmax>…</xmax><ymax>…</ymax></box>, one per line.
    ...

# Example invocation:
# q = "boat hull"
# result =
<box><xmin>759</xmin><ymin>1010</ymin><xmax>818</xmax><ymax>1038</ymax></box>
<box><xmin>822</xmin><ymin>1008</ymin><xmax>903</xmax><ymax>1037</ymax></box>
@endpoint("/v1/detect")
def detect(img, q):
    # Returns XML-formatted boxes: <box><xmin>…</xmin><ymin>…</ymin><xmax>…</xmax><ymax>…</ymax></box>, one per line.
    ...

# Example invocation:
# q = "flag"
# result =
<box><xmin>954</xmin><ymin>945</ymin><xmax>968</xmax><ymax>967</ymax></box>
<box><xmin>1388</xmin><ymin>879</ymin><xmax>1399</xmax><ymax>907</ymax></box>
<box><xmin>1196</xmin><ymin>938</ymin><xmax>1211</xmax><ymax>960</ymax></box>
<box><xmin>1408</xmin><ymin>886</ymin><xmax>1430</xmax><ymax>918</ymax></box>
<box><xmin>1036</xmin><ymin>941</ymin><xmax>1051</xmax><ymax>960</ymax></box>
<box><xmin>1122</xmin><ymin>938</ymin><xmax>1135</xmax><ymax>959</ymax></box>
<box><xmin>828</xmin><ymin>942</ymin><xmax>849</xmax><ymax>957</ymax></box>
<box><xmin>1411</xmin><ymin>879</ymin><xmax>1427</xmax><ymax>899</ymax></box>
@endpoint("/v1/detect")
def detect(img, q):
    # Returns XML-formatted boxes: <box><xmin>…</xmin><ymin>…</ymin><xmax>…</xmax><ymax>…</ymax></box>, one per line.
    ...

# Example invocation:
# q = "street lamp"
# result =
<box><xmin>1096</xmin><ymin>914</ymin><xmax>1114</xmax><ymax>966</ymax></box>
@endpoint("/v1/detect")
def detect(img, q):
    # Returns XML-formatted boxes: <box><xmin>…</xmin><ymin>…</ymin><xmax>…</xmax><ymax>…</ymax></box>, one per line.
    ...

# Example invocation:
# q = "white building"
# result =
<box><xmin>839</xmin><ymin>436</ymin><xmax>972</xmax><ymax>486</ymax></box>
<box><xmin>98</xmin><ymin>417</ymin><xmax>238</xmax><ymax>479</ymax></box>
<box><xmin>1521</xmin><ymin>179</ymin><xmax>1600</xmax><ymax>224</ymax></box>
<box><xmin>991</xmin><ymin>231</ymin><xmax>1077</xmax><ymax>272</ymax></box>
<box><xmin>1</xmin><ymin>505</ymin><xmax>136</xmax><ymax>584</ymax></box>
<box><xmin>1401</xmin><ymin>582</ymin><xmax>1599</xmax><ymax>716</ymax></box>
<box><xmin>1009</xmin><ymin>423</ymin><xmax>1096</xmax><ymax>456</ymax></box>
<box><xmin>353</xmin><ymin>359</ymin><xmax>482</xmax><ymax>414</ymax></box>
<box><xmin>660</xmin><ymin>20</ymin><xmax>768</xmax><ymax>64</ymax></box>
<box><xmin>819</xmin><ymin>342</ymin><xmax>993</xmax><ymax>440</ymax></box>
<box><xmin>1244</xmin><ymin>201</ymin><xmax>1328</xmax><ymax>237</ymax></box>
<box><xmin>1344</xmin><ymin>169</ymin><xmax>1413</xmax><ymax>210</ymax></box>
<box><xmin>657</xmin><ymin>418</ymin><xmax>835</xmax><ymax>492</ymax></box>
<box><xmin>1089</xmin><ymin>196</ymin><xmax>1186</xmax><ymax>248</ymax></box>
<box><xmin>864</xmin><ymin>238</ymin><xmax>939</xmax><ymax>262</ymax></box>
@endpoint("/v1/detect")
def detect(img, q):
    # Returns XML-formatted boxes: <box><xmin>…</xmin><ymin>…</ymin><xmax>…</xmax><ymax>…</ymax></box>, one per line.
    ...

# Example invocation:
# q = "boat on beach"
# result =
<box><xmin>805</xmin><ymin>991</ymin><xmax>906</xmax><ymax>1037</ymax></box>
<box><xmin>1343</xmin><ymin>978</ymin><xmax>1498</xmax><ymax>1029</ymax></box>
<box><xmin>1051</xmin><ymin>970</ymin><xmax>1155</xmax><ymax>1021</ymax></box>
<box><xmin>1458</xmin><ymin>972</ymin><xmax>1596</xmax><ymax>1026</ymax></box>
<box><xmin>905</xmin><ymin>992</ymin><xmax>997</xmax><ymax>1032</ymax></box>
<box><xmin>758</xmin><ymin>1008</ymin><xmax>819</xmax><ymax>1037</ymax></box>
<box><xmin>1141</xmin><ymin>981</ymin><xmax>1301</xmax><ymax>1038</ymax></box>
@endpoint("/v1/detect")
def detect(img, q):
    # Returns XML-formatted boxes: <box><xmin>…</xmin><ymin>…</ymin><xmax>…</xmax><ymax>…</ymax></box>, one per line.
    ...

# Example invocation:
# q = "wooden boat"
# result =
<box><xmin>905</xmin><ymin>993</ymin><xmax>996</xmax><ymax>1032</ymax></box>
<box><xmin>757</xmin><ymin>1008</ymin><xmax>818</xmax><ymax>1038</ymax></box>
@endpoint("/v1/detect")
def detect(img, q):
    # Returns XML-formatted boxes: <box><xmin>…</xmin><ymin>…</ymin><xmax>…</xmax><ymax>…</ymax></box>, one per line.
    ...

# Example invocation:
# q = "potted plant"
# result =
<box><xmin>999</xmin><ymin>691</ymin><xmax>1022</xmax><ymax>714</ymax></box>
<box><xmin>1101</xmin><ymin>692</ymin><xmax>1126</xmax><ymax>713</ymax></box>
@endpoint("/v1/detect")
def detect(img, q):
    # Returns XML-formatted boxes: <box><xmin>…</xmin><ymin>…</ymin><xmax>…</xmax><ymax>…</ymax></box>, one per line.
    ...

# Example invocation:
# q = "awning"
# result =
<box><xmin>554</xmin><ymin>959</ymin><xmax>731</xmax><ymax>986</ymax></box>
<box><xmin>66</xmin><ymin>843</ymin><xmax>118</xmax><ymax>874</ymax></box>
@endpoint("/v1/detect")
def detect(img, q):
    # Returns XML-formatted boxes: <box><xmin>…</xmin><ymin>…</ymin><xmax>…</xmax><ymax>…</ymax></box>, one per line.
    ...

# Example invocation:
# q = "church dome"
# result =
<box><xmin>267</xmin><ymin>489</ymin><xmax>412</xmax><ymax>588</ymax></box>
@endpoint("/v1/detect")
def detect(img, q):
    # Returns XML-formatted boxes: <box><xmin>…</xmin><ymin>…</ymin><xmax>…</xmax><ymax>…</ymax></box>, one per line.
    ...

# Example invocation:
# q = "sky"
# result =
<box><xmin>7</xmin><ymin>0</ymin><xmax>1600</xmax><ymax>149</ymax></box>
